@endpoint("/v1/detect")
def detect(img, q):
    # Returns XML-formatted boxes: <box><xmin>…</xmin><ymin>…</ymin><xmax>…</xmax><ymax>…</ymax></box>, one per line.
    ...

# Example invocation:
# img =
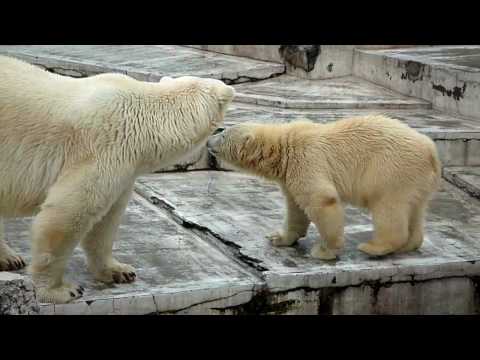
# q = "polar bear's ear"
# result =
<box><xmin>216</xmin><ymin>84</ymin><xmax>236</xmax><ymax>104</ymax></box>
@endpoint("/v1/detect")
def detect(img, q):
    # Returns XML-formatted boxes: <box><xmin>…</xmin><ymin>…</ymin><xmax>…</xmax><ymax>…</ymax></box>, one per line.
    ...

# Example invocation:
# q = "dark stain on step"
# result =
<box><xmin>279</xmin><ymin>45</ymin><xmax>321</xmax><ymax>73</ymax></box>
<box><xmin>327</xmin><ymin>63</ymin><xmax>334</xmax><ymax>72</ymax></box>
<box><xmin>400</xmin><ymin>61</ymin><xmax>424</xmax><ymax>83</ymax></box>
<box><xmin>432</xmin><ymin>82</ymin><xmax>467</xmax><ymax>101</ymax></box>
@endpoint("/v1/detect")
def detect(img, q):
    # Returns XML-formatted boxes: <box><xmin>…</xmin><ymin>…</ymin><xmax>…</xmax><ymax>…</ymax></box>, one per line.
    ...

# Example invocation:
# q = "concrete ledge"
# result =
<box><xmin>353</xmin><ymin>46</ymin><xmax>480</xmax><ymax>119</ymax></box>
<box><xmin>443</xmin><ymin>166</ymin><xmax>480</xmax><ymax>199</ymax></box>
<box><xmin>233</xmin><ymin>76</ymin><xmax>431</xmax><ymax>110</ymax></box>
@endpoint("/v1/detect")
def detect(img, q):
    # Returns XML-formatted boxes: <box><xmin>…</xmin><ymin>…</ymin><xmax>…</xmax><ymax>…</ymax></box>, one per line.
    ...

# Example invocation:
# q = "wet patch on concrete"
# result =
<box><xmin>279</xmin><ymin>45</ymin><xmax>321</xmax><ymax>73</ymax></box>
<box><xmin>401</xmin><ymin>61</ymin><xmax>425</xmax><ymax>83</ymax></box>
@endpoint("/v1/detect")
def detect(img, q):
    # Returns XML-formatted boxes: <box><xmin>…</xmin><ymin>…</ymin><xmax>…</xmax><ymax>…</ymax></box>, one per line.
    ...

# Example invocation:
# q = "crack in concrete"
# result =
<box><xmin>134</xmin><ymin>184</ymin><xmax>269</xmax><ymax>276</ymax></box>
<box><xmin>443</xmin><ymin>172</ymin><xmax>480</xmax><ymax>199</ymax></box>
<box><xmin>151</xmin><ymin>287</ymin><xmax>257</xmax><ymax>314</ymax></box>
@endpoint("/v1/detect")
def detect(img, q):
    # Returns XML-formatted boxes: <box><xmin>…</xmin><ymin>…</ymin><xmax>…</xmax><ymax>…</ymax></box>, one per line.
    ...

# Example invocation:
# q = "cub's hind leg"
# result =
<box><xmin>398</xmin><ymin>202</ymin><xmax>428</xmax><ymax>253</ymax></box>
<box><xmin>358</xmin><ymin>196</ymin><xmax>409</xmax><ymax>256</ymax></box>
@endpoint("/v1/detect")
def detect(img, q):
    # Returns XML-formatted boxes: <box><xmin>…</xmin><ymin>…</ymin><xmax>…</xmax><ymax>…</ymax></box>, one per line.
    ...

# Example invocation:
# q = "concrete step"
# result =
<box><xmin>353</xmin><ymin>46</ymin><xmax>480</xmax><ymax>120</ymax></box>
<box><xmin>134</xmin><ymin>172</ymin><xmax>480</xmax><ymax>315</ymax></box>
<box><xmin>233</xmin><ymin>75</ymin><xmax>431</xmax><ymax>109</ymax></box>
<box><xmin>0</xmin><ymin>45</ymin><xmax>285</xmax><ymax>84</ymax></box>
<box><xmin>163</xmin><ymin>104</ymin><xmax>480</xmax><ymax>172</ymax></box>
<box><xmin>4</xmin><ymin>194</ymin><xmax>262</xmax><ymax>315</ymax></box>
<box><xmin>443</xmin><ymin>166</ymin><xmax>480</xmax><ymax>199</ymax></box>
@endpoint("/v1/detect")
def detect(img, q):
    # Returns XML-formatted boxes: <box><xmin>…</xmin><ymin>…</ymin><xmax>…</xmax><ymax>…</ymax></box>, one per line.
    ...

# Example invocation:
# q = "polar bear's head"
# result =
<box><xmin>159</xmin><ymin>75</ymin><xmax>235</xmax><ymax>132</ymax></box>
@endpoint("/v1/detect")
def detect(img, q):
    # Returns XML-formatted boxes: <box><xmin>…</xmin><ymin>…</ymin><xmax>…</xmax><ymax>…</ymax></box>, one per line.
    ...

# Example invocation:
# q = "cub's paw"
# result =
<box><xmin>266</xmin><ymin>232</ymin><xmax>297</xmax><ymax>247</ymax></box>
<box><xmin>36</xmin><ymin>282</ymin><xmax>85</xmax><ymax>304</ymax></box>
<box><xmin>0</xmin><ymin>253</ymin><xmax>26</xmax><ymax>271</ymax></box>
<box><xmin>358</xmin><ymin>241</ymin><xmax>395</xmax><ymax>257</ymax></box>
<box><xmin>93</xmin><ymin>260</ymin><xmax>137</xmax><ymax>284</ymax></box>
<box><xmin>310</xmin><ymin>244</ymin><xmax>339</xmax><ymax>260</ymax></box>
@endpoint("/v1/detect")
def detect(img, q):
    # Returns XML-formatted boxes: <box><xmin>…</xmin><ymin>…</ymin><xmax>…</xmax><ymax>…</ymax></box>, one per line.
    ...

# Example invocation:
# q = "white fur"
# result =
<box><xmin>0</xmin><ymin>56</ymin><xmax>235</xmax><ymax>303</ymax></box>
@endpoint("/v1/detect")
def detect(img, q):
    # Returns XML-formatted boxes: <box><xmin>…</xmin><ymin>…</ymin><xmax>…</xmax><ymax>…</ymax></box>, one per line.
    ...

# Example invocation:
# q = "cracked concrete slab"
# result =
<box><xmin>443</xmin><ymin>166</ymin><xmax>480</xmax><ymax>199</ymax></box>
<box><xmin>3</xmin><ymin>194</ymin><xmax>261</xmax><ymax>315</ymax></box>
<box><xmin>135</xmin><ymin>172</ymin><xmax>480</xmax><ymax>297</ymax></box>
<box><xmin>0</xmin><ymin>45</ymin><xmax>285</xmax><ymax>84</ymax></box>
<box><xmin>232</xmin><ymin>75</ymin><xmax>431</xmax><ymax>109</ymax></box>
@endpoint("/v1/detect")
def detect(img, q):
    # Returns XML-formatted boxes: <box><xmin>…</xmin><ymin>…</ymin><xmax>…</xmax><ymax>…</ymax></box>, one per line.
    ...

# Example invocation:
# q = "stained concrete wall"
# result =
<box><xmin>187</xmin><ymin>45</ymin><xmax>424</xmax><ymax>79</ymax></box>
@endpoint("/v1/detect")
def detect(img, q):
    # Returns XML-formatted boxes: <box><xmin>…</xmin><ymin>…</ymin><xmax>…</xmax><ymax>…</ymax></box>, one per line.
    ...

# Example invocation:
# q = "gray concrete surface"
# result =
<box><xmin>0</xmin><ymin>45</ymin><xmax>285</xmax><ymax>84</ymax></box>
<box><xmin>353</xmin><ymin>46</ymin><xmax>480</xmax><ymax>119</ymax></box>
<box><xmin>4</xmin><ymin>195</ymin><xmax>260</xmax><ymax>315</ymax></box>
<box><xmin>233</xmin><ymin>76</ymin><xmax>431</xmax><ymax>109</ymax></box>
<box><xmin>444</xmin><ymin>166</ymin><xmax>480</xmax><ymax>199</ymax></box>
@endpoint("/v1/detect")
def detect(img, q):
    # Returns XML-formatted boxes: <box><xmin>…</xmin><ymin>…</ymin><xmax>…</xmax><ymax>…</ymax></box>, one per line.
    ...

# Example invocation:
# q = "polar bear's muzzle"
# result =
<box><xmin>207</xmin><ymin>128</ymin><xmax>225</xmax><ymax>155</ymax></box>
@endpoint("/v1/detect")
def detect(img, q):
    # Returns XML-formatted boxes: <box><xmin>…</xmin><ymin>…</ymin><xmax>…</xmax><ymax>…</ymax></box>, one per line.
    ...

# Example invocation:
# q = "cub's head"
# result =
<box><xmin>159</xmin><ymin>75</ymin><xmax>235</xmax><ymax>131</ymax></box>
<box><xmin>207</xmin><ymin>123</ymin><xmax>285</xmax><ymax>178</ymax></box>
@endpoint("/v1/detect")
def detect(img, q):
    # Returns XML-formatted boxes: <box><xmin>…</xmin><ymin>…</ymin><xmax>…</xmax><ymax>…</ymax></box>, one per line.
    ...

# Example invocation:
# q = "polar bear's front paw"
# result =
<box><xmin>310</xmin><ymin>243</ymin><xmax>339</xmax><ymax>260</ymax></box>
<box><xmin>266</xmin><ymin>232</ymin><xmax>298</xmax><ymax>247</ymax></box>
<box><xmin>93</xmin><ymin>260</ymin><xmax>137</xmax><ymax>284</ymax></box>
<box><xmin>36</xmin><ymin>282</ymin><xmax>85</xmax><ymax>304</ymax></box>
<box><xmin>0</xmin><ymin>253</ymin><xmax>26</xmax><ymax>271</ymax></box>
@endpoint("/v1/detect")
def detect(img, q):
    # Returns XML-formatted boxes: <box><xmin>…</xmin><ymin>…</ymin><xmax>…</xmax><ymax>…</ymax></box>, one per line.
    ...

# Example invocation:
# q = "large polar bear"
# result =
<box><xmin>207</xmin><ymin>115</ymin><xmax>441</xmax><ymax>260</ymax></box>
<box><xmin>0</xmin><ymin>56</ymin><xmax>235</xmax><ymax>304</ymax></box>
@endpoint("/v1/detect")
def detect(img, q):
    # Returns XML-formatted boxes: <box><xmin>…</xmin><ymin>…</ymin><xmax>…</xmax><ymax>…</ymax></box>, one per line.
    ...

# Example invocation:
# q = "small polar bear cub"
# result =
<box><xmin>0</xmin><ymin>55</ymin><xmax>235</xmax><ymax>304</ymax></box>
<box><xmin>207</xmin><ymin>115</ymin><xmax>441</xmax><ymax>260</ymax></box>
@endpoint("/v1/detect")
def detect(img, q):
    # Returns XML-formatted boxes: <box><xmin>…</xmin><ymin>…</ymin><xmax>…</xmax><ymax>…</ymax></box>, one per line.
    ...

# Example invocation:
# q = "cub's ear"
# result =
<box><xmin>243</xmin><ymin>132</ymin><xmax>255</xmax><ymax>144</ymax></box>
<box><xmin>159</xmin><ymin>76</ymin><xmax>173</xmax><ymax>83</ymax></box>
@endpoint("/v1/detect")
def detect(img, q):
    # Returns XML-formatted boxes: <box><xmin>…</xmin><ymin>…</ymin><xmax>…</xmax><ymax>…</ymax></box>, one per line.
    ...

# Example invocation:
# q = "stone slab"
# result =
<box><xmin>353</xmin><ymin>46</ymin><xmax>480</xmax><ymax>119</ymax></box>
<box><xmin>443</xmin><ymin>166</ymin><xmax>480</xmax><ymax>199</ymax></box>
<box><xmin>232</xmin><ymin>75</ymin><xmax>431</xmax><ymax>109</ymax></box>
<box><xmin>0</xmin><ymin>45</ymin><xmax>285</xmax><ymax>84</ymax></box>
<box><xmin>3</xmin><ymin>194</ymin><xmax>261</xmax><ymax>314</ymax></box>
<box><xmin>136</xmin><ymin>172</ymin><xmax>480</xmax><ymax>295</ymax></box>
